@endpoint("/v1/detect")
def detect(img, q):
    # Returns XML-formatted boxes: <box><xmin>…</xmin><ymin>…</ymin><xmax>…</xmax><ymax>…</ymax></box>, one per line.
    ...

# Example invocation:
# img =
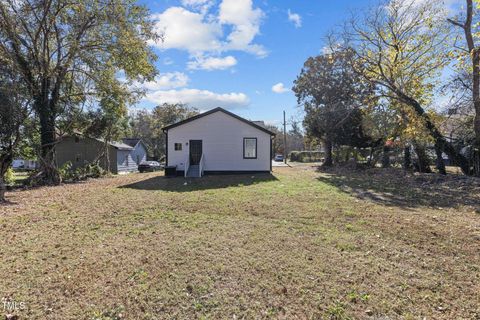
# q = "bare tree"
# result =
<box><xmin>343</xmin><ymin>0</ymin><xmax>471</xmax><ymax>174</ymax></box>
<box><xmin>448</xmin><ymin>0</ymin><xmax>480</xmax><ymax>176</ymax></box>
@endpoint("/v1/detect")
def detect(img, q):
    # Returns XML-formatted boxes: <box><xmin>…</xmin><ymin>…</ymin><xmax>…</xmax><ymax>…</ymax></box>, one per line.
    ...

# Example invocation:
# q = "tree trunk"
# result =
<box><xmin>344</xmin><ymin>147</ymin><xmax>350</xmax><ymax>163</ymax></box>
<box><xmin>413</xmin><ymin>144</ymin><xmax>432</xmax><ymax>173</ymax></box>
<box><xmin>323</xmin><ymin>139</ymin><xmax>333</xmax><ymax>166</ymax></box>
<box><xmin>472</xmin><ymin>48</ymin><xmax>480</xmax><ymax>176</ymax></box>
<box><xmin>473</xmin><ymin>145</ymin><xmax>480</xmax><ymax>176</ymax></box>
<box><xmin>367</xmin><ymin>147</ymin><xmax>374</xmax><ymax>167</ymax></box>
<box><xmin>397</xmin><ymin>92</ymin><xmax>471</xmax><ymax>174</ymax></box>
<box><xmin>435</xmin><ymin>145</ymin><xmax>447</xmax><ymax>175</ymax></box>
<box><xmin>467</xmin><ymin>7</ymin><xmax>480</xmax><ymax>176</ymax></box>
<box><xmin>382</xmin><ymin>145</ymin><xmax>390</xmax><ymax>168</ymax></box>
<box><xmin>448</xmin><ymin>1</ymin><xmax>478</xmax><ymax>175</ymax></box>
<box><xmin>36</xmin><ymin>95</ymin><xmax>61</xmax><ymax>185</ymax></box>
<box><xmin>403</xmin><ymin>145</ymin><xmax>411</xmax><ymax>170</ymax></box>
<box><xmin>0</xmin><ymin>176</ymin><xmax>5</xmax><ymax>203</ymax></box>
<box><xmin>0</xmin><ymin>157</ymin><xmax>12</xmax><ymax>203</ymax></box>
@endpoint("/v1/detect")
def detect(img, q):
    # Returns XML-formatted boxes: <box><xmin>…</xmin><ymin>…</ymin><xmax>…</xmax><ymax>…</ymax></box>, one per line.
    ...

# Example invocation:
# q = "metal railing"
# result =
<box><xmin>199</xmin><ymin>154</ymin><xmax>205</xmax><ymax>177</ymax></box>
<box><xmin>184</xmin><ymin>155</ymin><xmax>189</xmax><ymax>178</ymax></box>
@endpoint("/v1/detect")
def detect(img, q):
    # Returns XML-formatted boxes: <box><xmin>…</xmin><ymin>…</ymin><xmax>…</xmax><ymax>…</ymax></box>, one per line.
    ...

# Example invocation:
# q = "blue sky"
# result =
<box><xmin>133</xmin><ymin>0</ymin><xmax>376</xmax><ymax>127</ymax></box>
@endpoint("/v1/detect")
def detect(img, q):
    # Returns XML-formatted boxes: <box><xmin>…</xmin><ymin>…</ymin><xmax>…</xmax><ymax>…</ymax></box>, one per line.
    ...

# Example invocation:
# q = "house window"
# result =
<box><xmin>75</xmin><ymin>154</ymin><xmax>81</xmax><ymax>162</ymax></box>
<box><xmin>126</xmin><ymin>155</ymin><xmax>129</xmax><ymax>166</ymax></box>
<box><xmin>174</xmin><ymin>143</ymin><xmax>182</xmax><ymax>151</ymax></box>
<box><xmin>243</xmin><ymin>138</ymin><xmax>257</xmax><ymax>159</ymax></box>
<box><xmin>75</xmin><ymin>136</ymin><xmax>80</xmax><ymax>143</ymax></box>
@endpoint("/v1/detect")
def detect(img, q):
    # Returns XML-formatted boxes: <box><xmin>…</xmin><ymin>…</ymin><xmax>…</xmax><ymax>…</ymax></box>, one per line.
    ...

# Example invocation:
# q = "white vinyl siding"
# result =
<box><xmin>116</xmin><ymin>150</ymin><xmax>138</xmax><ymax>173</ymax></box>
<box><xmin>167</xmin><ymin>111</ymin><xmax>271</xmax><ymax>171</ymax></box>
<box><xmin>130</xmin><ymin>142</ymin><xmax>147</xmax><ymax>165</ymax></box>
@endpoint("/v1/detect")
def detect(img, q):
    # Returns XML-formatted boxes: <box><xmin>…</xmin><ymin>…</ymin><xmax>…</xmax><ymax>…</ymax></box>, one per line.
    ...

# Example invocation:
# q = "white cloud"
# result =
<box><xmin>181</xmin><ymin>0</ymin><xmax>211</xmax><ymax>7</ymax></box>
<box><xmin>272</xmin><ymin>82</ymin><xmax>289</xmax><ymax>93</ymax></box>
<box><xmin>187</xmin><ymin>55</ymin><xmax>237</xmax><ymax>70</ymax></box>
<box><xmin>287</xmin><ymin>9</ymin><xmax>302</xmax><ymax>28</ymax></box>
<box><xmin>145</xmin><ymin>88</ymin><xmax>249</xmax><ymax>109</ymax></box>
<box><xmin>150</xmin><ymin>0</ymin><xmax>267</xmax><ymax>58</ymax></box>
<box><xmin>135</xmin><ymin>72</ymin><xmax>190</xmax><ymax>90</ymax></box>
<box><xmin>219</xmin><ymin>0</ymin><xmax>267</xmax><ymax>57</ymax></box>
<box><xmin>150</xmin><ymin>7</ymin><xmax>222</xmax><ymax>54</ymax></box>
<box><xmin>181</xmin><ymin>0</ymin><xmax>214</xmax><ymax>14</ymax></box>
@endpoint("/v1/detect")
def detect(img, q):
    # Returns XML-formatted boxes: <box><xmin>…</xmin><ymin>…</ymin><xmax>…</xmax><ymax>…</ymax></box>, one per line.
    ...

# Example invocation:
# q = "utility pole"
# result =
<box><xmin>283</xmin><ymin>110</ymin><xmax>287</xmax><ymax>164</ymax></box>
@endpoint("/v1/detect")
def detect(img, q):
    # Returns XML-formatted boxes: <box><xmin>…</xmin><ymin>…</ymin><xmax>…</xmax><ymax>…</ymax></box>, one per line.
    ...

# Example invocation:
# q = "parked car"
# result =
<box><xmin>138</xmin><ymin>161</ymin><xmax>162</xmax><ymax>173</ymax></box>
<box><xmin>274</xmin><ymin>154</ymin><xmax>284</xmax><ymax>162</ymax></box>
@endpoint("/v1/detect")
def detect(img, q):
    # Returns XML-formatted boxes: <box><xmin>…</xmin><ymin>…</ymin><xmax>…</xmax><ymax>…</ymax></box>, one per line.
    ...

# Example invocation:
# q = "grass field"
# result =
<box><xmin>0</xmin><ymin>166</ymin><xmax>479</xmax><ymax>319</ymax></box>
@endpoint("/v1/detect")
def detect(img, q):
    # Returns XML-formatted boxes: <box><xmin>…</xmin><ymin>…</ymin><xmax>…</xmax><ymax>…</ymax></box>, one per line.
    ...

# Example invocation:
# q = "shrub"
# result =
<box><xmin>59</xmin><ymin>162</ymin><xmax>105</xmax><ymax>182</ymax></box>
<box><xmin>4</xmin><ymin>167</ymin><xmax>15</xmax><ymax>186</ymax></box>
<box><xmin>58</xmin><ymin>161</ymin><xmax>74</xmax><ymax>181</ymax></box>
<box><xmin>289</xmin><ymin>151</ymin><xmax>323</xmax><ymax>162</ymax></box>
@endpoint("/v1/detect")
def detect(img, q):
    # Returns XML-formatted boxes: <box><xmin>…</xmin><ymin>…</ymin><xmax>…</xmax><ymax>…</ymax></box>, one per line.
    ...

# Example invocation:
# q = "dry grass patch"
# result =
<box><xmin>0</xmin><ymin>167</ymin><xmax>479</xmax><ymax>319</ymax></box>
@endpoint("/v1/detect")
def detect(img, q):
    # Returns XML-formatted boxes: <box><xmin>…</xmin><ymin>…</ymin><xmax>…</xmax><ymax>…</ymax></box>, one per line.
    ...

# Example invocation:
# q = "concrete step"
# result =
<box><xmin>187</xmin><ymin>165</ymin><xmax>200</xmax><ymax>177</ymax></box>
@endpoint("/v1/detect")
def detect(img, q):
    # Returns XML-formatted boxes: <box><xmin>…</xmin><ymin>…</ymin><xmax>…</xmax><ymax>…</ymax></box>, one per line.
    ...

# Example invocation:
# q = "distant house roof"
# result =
<box><xmin>252</xmin><ymin>121</ymin><xmax>266</xmax><ymax>128</ymax></box>
<box><xmin>62</xmin><ymin>133</ymin><xmax>134</xmax><ymax>151</ymax></box>
<box><xmin>162</xmin><ymin>107</ymin><xmax>276</xmax><ymax>136</ymax></box>
<box><xmin>106</xmin><ymin>140</ymin><xmax>134</xmax><ymax>151</ymax></box>
<box><xmin>122</xmin><ymin>138</ymin><xmax>142</xmax><ymax>148</ymax></box>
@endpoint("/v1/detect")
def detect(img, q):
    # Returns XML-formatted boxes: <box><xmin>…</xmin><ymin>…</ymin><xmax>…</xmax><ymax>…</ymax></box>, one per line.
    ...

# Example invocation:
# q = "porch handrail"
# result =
<box><xmin>199</xmin><ymin>154</ymin><xmax>204</xmax><ymax>177</ymax></box>
<box><xmin>184</xmin><ymin>154</ymin><xmax>189</xmax><ymax>178</ymax></box>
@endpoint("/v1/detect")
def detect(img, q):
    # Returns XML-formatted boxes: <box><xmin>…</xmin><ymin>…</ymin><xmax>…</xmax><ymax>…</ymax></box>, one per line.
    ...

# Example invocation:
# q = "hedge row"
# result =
<box><xmin>289</xmin><ymin>151</ymin><xmax>324</xmax><ymax>162</ymax></box>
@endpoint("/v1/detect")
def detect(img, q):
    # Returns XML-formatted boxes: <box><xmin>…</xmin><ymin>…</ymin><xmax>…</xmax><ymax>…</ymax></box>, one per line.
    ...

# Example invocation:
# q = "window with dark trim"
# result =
<box><xmin>174</xmin><ymin>143</ymin><xmax>182</xmax><ymax>151</ymax></box>
<box><xmin>243</xmin><ymin>138</ymin><xmax>257</xmax><ymax>159</ymax></box>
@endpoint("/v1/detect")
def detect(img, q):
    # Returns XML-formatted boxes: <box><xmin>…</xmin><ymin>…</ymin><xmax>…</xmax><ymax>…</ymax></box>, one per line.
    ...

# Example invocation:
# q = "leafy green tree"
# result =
<box><xmin>265</xmin><ymin>125</ymin><xmax>283</xmax><ymax>156</ymax></box>
<box><xmin>0</xmin><ymin>67</ymin><xmax>30</xmax><ymax>202</ymax></box>
<box><xmin>288</xmin><ymin>119</ymin><xmax>305</xmax><ymax>152</ymax></box>
<box><xmin>293</xmin><ymin>48</ymin><xmax>376</xmax><ymax>166</ymax></box>
<box><xmin>0</xmin><ymin>0</ymin><xmax>158</xmax><ymax>184</ymax></box>
<box><xmin>130</xmin><ymin>103</ymin><xmax>199</xmax><ymax>160</ymax></box>
<box><xmin>345</xmin><ymin>0</ymin><xmax>470</xmax><ymax>174</ymax></box>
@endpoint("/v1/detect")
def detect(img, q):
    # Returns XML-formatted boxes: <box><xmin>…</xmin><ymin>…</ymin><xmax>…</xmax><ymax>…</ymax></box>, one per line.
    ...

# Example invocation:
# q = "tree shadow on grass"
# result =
<box><xmin>316</xmin><ymin>167</ymin><xmax>480</xmax><ymax>210</ymax></box>
<box><xmin>0</xmin><ymin>199</ymin><xmax>19</xmax><ymax>207</ymax></box>
<box><xmin>120</xmin><ymin>173</ymin><xmax>278</xmax><ymax>193</ymax></box>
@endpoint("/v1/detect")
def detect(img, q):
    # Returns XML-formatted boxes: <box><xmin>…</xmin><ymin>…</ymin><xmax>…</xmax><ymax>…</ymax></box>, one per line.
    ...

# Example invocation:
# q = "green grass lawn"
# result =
<box><xmin>0</xmin><ymin>166</ymin><xmax>479</xmax><ymax>319</ymax></box>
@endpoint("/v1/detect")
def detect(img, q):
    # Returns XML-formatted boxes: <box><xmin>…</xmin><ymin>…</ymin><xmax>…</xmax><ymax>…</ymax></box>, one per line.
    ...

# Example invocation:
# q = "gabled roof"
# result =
<box><xmin>107</xmin><ymin>140</ymin><xmax>134</xmax><ymax>151</ymax></box>
<box><xmin>89</xmin><ymin>136</ymin><xmax>133</xmax><ymax>150</ymax></box>
<box><xmin>122</xmin><ymin>138</ymin><xmax>142</xmax><ymax>148</ymax></box>
<box><xmin>162</xmin><ymin>107</ymin><xmax>276</xmax><ymax>136</ymax></box>
<box><xmin>61</xmin><ymin>133</ymin><xmax>133</xmax><ymax>150</ymax></box>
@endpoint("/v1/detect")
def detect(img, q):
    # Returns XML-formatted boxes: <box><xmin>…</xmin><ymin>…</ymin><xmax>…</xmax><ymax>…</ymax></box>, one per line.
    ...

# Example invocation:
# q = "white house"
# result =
<box><xmin>162</xmin><ymin>107</ymin><xmax>276</xmax><ymax>177</ymax></box>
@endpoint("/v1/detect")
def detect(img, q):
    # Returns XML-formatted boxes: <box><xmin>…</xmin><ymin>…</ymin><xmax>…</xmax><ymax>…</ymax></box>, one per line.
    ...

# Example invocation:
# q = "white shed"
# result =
<box><xmin>162</xmin><ymin>107</ymin><xmax>276</xmax><ymax>177</ymax></box>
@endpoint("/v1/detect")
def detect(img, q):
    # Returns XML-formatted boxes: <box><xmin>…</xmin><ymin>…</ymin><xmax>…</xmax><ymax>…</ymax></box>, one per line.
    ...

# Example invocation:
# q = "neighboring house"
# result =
<box><xmin>162</xmin><ymin>107</ymin><xmax>276</xmax><ymax>177</ymax></box>
<box><xmin>12</xmin><ymin>159</ymin><xmax>37</xmax><ymax>170</ymax></box>
<box><xmin>56</xmin><ymin>135</ymin><xmax>140</xmax><ymax>174</ymax></box>
<box><xmin>122</xmin><ymin>138</ymin><xmax>148</xmax><ymax>165</ymax></box>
